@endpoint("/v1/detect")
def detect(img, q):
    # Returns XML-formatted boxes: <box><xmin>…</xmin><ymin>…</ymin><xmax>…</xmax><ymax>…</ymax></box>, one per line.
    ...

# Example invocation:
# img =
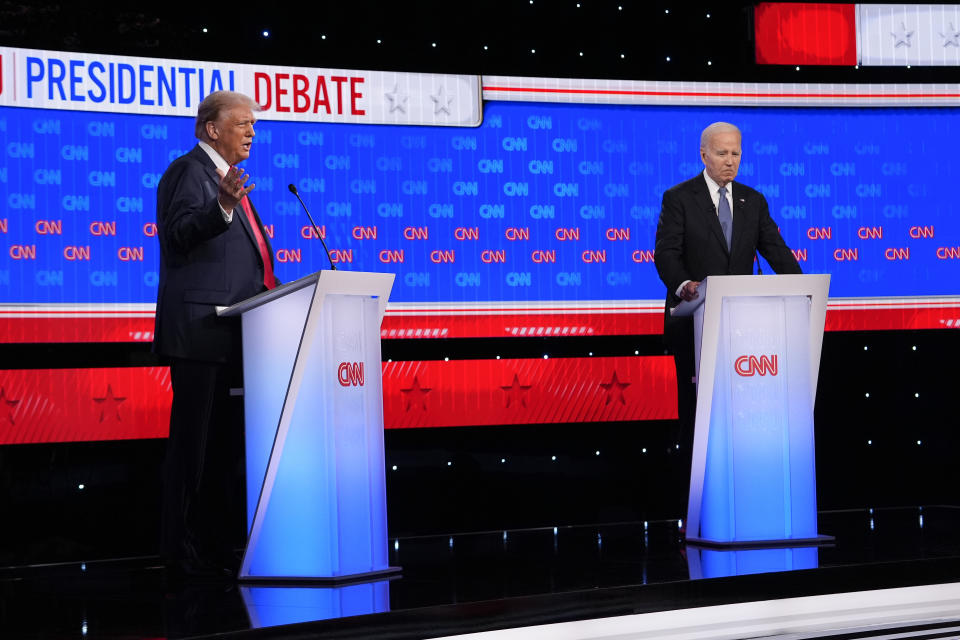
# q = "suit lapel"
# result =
<box><xmin>242</xmin><ymin>197</ymin><xmax>270</xmax><ymax>256</ymax></box>
<box><xmin>689</xmin><ymin>176</ymin><xmax>729</xmax><ymax>255</ymax></box>
<box><xmin>233</xmin><ymin>196</ymin><xmax>258</xmax><ymax>249</ymax></box>
<box><xmin>238</xmin><ymin>197</ymin><xmax>275</xmax><ymax>271</ymax></box>
<box><xmin>238</xmin><ymin>199</ymin><xmax>275</xmax><ymax>278</ymax></box>
<box><xmin>730</xmin><ymin>182</ymin><xmax>749</xmax><ymax>257</ymax></box>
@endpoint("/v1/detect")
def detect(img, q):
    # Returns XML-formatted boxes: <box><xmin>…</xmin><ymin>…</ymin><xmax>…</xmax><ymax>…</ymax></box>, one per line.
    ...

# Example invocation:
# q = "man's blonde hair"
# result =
<box><xmin>195</xmin><ymin>91</ymin><xmax>260</xmax><ymax>139</ymax></box>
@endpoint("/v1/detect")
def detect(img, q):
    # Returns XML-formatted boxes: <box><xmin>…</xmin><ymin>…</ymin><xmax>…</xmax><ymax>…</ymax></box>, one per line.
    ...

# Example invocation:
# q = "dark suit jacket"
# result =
<box><xmin>153</xmin><ymin>145</ymin><xmax>276</xmax><ymax>364</ymax></box>
<box><xmin>654</xmin><ymin>173</ymin><xmax>802</xmax><ymax>325</ymax></box>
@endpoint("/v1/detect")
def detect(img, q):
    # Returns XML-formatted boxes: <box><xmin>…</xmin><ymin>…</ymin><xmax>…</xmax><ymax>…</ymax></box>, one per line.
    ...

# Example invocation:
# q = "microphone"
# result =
<box><xmin>288</xmin><ymin>183</ymin><xmax>337</xmax><ymax>271</ymax></box>
<box><xmin>755</xmin><ymin>250</ymin><xmax>763</xmax><ymax>275</ymax></box>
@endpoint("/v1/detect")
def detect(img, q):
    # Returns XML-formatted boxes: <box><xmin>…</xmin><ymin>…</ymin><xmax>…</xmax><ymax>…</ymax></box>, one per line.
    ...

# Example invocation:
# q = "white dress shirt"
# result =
<box><xmin>702</xmin><ymin>169</ymin><xmax>734</xmax><ymax>219</ymax></box>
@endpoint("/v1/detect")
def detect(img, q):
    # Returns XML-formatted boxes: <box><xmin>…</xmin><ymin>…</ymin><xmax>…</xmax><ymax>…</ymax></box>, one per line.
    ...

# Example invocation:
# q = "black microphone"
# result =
<box><xmin>288</xmin><ymin>183</ymin><xmax>337</xmax><ymax>271</ymax></box>
<box><xmin>755</xmin><ymin>250</ymin><xmax>763</xmax><ymax>275</ymax></box>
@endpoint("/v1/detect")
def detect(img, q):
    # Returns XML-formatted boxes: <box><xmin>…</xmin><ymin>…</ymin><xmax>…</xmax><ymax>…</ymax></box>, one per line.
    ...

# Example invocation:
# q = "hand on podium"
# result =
<box><xmin>679</xmin><ymin>280</ymin><xmax>701</xmax><ymax>302</ymax></box>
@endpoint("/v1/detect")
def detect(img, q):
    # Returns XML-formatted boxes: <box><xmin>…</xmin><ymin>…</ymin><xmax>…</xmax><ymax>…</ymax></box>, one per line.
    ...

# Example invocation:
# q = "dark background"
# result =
<box><xmin>1</xmin><ymin>1</ymin><xmax>957</xmax><ymax>566</ymax></box>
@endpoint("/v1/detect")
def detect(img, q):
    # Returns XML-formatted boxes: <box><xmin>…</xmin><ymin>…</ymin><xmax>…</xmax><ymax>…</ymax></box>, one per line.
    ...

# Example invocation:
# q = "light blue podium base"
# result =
<box><xmin>677</xmin><ymin>275</ymin><xmax>831</xmax><ymax>547</ymax></box>
<box><xmin>220</xmin><ymin>270</ymin><xmax>397</xmax><ymax>582</ymax></box>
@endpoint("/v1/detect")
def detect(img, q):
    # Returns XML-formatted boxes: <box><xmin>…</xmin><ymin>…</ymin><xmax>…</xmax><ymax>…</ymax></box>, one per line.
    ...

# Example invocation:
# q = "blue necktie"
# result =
<box><xmin>717</xmin><ymin>186</ymin><xmax>732</xmax><ymax>250</ymax></box>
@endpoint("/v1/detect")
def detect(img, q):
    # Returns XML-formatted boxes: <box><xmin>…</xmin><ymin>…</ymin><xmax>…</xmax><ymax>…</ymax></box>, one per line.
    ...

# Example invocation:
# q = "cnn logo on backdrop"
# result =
<box><xmin>734</xmin><ymin>355</ymin><xmax>779</xmax><ymax>377</ymax></box>
<box><xmin>337</xmin><ymin>362</ymin><xmax>365</xmax><ymax>387</ymax></box>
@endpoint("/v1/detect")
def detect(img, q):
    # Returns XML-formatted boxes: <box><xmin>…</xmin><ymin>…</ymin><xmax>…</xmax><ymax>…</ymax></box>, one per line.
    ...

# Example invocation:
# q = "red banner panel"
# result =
<box><xmin>825</xmin><ymin>303</ymin><xmax>960</xmax><ymax>331</ymax></box>
<box><xmin>0</xmin><ymin>367</ymin><xmax>171</xmax><ymax>445</ymax></box>
<box><xmin>382</xmin><ymin>356</ymin><xmax>677</xmax><ymax>429</ymax></box>
<box><xmin>755</xmin><ymin>3</ymin><xmax>857</xmax><ymax>66</ymax></box>
<box><xmin>0</xmin><ymin>316</ymin><xmax>155</xmax><ymax>343</ymax></box>
<box><xmin>0</xmin><ymin>357</ymin><xmax>675</xmax><ymax>444</ymax></box>
<box><xmin>379</xmin><ymin>309</ymin><xmax>664</xmax><ymax>339</ymax></box>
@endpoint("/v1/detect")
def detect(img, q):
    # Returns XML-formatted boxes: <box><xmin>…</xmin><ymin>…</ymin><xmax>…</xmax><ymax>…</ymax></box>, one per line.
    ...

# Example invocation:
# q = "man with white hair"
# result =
<box><xmin>153</xmin><ymin>90</ymin><xmax>277</xmax><ymax>579</ymax></box>
<box><xmin>654</xmin><ymin>121</ymin><xmax>801</xmax><ymax>512</ymax></box>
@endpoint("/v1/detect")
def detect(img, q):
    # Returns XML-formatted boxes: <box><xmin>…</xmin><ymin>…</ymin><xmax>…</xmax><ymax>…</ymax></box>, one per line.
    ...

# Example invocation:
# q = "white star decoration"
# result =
<box><xmin>940</xmin><ymin>22</ymin><xmax>960</xmax><ymax>47</ymax></box>
<box><xmin>430</xmin><ymin>85</ymin><xmax>454</xmax><ymax>115</ymax></box>
<box><xmin>385</xmin><ymin>84</ymin><xmax>408</xmax><ymax>114</ymax></box>
<box><xmin>891</xmin><ymin>21</ymin><xmax>914</xmax><ymax>48</ymax></box>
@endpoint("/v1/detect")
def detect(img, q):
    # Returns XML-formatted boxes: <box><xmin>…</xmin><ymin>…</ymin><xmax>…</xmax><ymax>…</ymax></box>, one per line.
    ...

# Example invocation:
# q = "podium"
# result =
<box><xmin>219</xmin><ymin>270</ymin><xmax>398</xmax><ymax>581</ymax></box>
<box><xmin>672</xmin><ymin>274</ymin><xmax>832</xmax><ymax>547</ymax></box>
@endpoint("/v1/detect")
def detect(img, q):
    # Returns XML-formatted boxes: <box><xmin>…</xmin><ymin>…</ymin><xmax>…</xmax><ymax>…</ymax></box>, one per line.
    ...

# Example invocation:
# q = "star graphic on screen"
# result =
<box><xmin>599</xmin><ymin>371</ymin><xmax>630</xmax><ymax>406</ymax></box>
<box><xmin>385</xmin><ymin>84</ymin><xmax>408</xmax><ymax>113</ymax></box>
<box><xmin>430</xmin><ymin>85</ymin><xmax>454</xmax><ymax>115</ymax></box>
<box><xmin>940</xmin><ymin>23</ymin><xmax>960</xmax><ymax>47</ymax></box>
<box><xmin>500</xmin><ymin>374</ymin><xmax>532</xmax><ymax>409</ymax></box>
<box><xmin>92</xmin><ymin>384</ymin><xmax>126</xmax><ymax>423</ymax></box>
<box><xmin>891</xmin><ymin>22</ymin><xmax>914</xmax><ymax>48</ymax></box>
<box><xmin>0</xmin><ymin>387</ymin><xmax>20</xmax><ymax>425</ymax></box>
<box><xmin>400</xmin><ymin>376</ymin><xmax>432</xmax><ymax>411</ymax></box>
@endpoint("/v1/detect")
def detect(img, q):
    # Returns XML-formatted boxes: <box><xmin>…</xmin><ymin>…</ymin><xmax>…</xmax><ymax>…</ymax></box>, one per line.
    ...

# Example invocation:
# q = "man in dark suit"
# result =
<box><xmin>154</xmin><ymin>90</ymin><xmax>277</xmax><ymax>578</ymax></box>
<box><xmin>654</xmin><ymin>122</ymin><xmax>801</xmax><ymax>489</ymax></box>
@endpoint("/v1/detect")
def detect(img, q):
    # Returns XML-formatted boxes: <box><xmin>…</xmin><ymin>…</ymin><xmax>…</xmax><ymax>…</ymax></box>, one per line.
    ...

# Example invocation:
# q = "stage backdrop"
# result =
<box><xmin>0</xmin><ymin>46</ymin><xmax>957</xmax><ymax>443</ymax></box>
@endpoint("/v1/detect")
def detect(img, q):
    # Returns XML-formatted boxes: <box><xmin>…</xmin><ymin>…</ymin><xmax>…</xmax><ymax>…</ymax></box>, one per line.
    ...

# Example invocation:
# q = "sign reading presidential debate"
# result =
<box><xmin>0</xmin><ymin>45</ymin><xmax>958</xmax><ymax>340</ymax></box>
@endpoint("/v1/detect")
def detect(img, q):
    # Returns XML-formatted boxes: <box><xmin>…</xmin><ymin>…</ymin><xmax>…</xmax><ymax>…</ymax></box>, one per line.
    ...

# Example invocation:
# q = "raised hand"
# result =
<box><xmin>216</xmin><ymin>166</ymin><xmax>255</xmax><ymax>212</ymax></box>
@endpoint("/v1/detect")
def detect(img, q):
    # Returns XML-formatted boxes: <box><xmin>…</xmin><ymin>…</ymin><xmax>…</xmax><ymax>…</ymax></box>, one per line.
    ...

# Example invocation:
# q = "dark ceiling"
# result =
<box><xmin>0</xmin><ymin>1</ymin><xmax>954</xmax><ymax>84</ymax></box>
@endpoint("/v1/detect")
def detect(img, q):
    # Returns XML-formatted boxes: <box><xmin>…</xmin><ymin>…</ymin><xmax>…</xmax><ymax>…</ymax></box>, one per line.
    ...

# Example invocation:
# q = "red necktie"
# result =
<box><xmin>239</xmin><ymin>195</ymin><xmax>276</xmax><ymax>290</ymax></box>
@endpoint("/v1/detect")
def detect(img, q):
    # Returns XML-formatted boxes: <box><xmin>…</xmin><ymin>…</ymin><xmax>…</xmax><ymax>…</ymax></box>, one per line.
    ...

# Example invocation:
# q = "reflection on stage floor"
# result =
<box><xmin>2</xmin><ymin>506</ymin><xmax>960</xmax><ymax>639</ymax></box>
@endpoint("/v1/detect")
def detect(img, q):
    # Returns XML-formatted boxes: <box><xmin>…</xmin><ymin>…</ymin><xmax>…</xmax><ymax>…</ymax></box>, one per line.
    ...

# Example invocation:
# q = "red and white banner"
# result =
<box><xmin>482</xmin><ymin>75</ymin><xmax>960</xmax><ymax>106</ymax></box>
<box><xmin>0</xmin><ymin>46</ymin><xmax>482</xmax><ymax>126</ymax></box>
<box><xmin>859</xmin><ymin>4</ymin><xmax>960</xmax><ymax>66</ymax></box>
<box><xmin>1</xmin><ymin>299</ymin><xmax>958</xmax><ymax>345</ymax></box>
<box><xmin>756</xmin><ymin>3</ymin><xmax>960</xmax><ymax>66</ymax></box>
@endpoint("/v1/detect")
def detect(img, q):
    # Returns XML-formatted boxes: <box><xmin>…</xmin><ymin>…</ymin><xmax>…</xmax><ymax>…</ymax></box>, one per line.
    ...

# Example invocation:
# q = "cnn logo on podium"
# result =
<box><xmin>337</xmin><ymin>362</ymin><xmax>365</xmax><ymax>387</ymax></box>
<box><xmin>734</xmin><ymin>355</ymin><xmax>779</xmax><ymax>377</ymax></box>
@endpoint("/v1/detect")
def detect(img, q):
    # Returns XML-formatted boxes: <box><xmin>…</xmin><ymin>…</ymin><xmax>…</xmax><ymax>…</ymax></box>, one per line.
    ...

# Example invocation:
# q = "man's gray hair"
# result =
<box><xmin>195</xmin><ymin>91</ymin><xmax>260</xmax><ymax>139</ymax></box>
<box><xmin>700</xmin><ymin>122</ymin><xmax>742</xmax><ymax>149</ymax></box>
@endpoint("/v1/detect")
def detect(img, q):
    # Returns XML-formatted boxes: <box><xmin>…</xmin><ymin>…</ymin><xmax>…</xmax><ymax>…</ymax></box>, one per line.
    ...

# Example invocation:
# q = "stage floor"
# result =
<box><xmin>3</xmin><ymin>506</ymin><xmax>960</xmax><ymax>639</ymax></box>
